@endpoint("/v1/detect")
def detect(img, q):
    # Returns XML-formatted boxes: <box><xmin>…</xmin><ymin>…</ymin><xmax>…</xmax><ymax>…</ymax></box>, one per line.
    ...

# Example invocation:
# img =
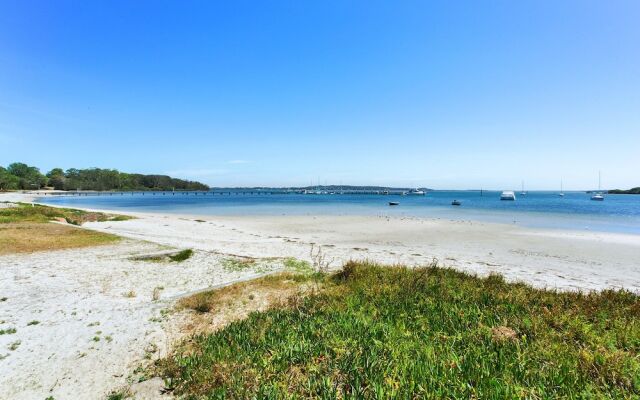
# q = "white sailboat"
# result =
<box><xmin>520</xmin><ymin>181</ymin><xmax>527</xmax><ymax>196</ymax></box>
<box><xmin>559</xmin><ymin>179</ymin><xmax>565</xmax><ymax>197</ymax></box>
<box><xmin>591</xmin><ymin>171</ymin><xmax>604</xmax><ymax>201</ymax></box>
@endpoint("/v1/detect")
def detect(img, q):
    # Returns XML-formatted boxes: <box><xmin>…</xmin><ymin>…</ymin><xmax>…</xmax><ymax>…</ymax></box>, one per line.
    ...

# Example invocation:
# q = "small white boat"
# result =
<box><xmin>559</xmin><ymin>179</ymin><xmax>565</xmax><ymax>197</ymax></box>
<box><xmin>500</xmin><ymin>191</ymin><xmax>516</xmax><ymax>201</ymax></box>
<box><xmin>406</xmin><ymin>188</ymin><xmax>426</xmax><ymax>196</ymax></box>
<box><xmin>590</xmin><ymin>171</ymin><xmax>604</xmax><ymax>201</ymax></box>
<box><xmin>520</xmin><ymin>181</ymin><xmax>527</xmax><ymax>196</ymax></box>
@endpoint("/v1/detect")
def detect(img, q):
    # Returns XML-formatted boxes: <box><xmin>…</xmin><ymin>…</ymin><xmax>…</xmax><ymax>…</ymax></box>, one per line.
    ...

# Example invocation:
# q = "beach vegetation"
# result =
<box><xmin>155</xmin><ymin>261</ymin><xmax>640</xmax><ymax>398</ymax></box>
<box><xmin>26</xmin><ymin>320</ymin><xmax>39</xmax><ymax>326</ymax></box>
<box><xmin>169</xmin><ymin>249</ymin><xmax>193</xmax><ymax>262</ymax></box>
<box><xmin>0</xmin><ymin>203</ymin><xmax>125</xmax><ymax>254</ymax></box>
<box><xmin>0</xmin><ymin>203</ymin><xmax>133</xmax><ymax>225</ymax></box>
<box><xmin>0</xmin><ymin>328</ymin><xmax>17</xmax><ymax>335</ymax></box>
<box><xmin>282</xmin><ymin>257</ymin><xmax>313</xmax><ymax>274</ymax></box>
<box><xmin>221</xmin><ymin>257</ymin><xmax>256</xmax><ymax>271</ymax></box>
<box><xmin>106</xmin><ymin>390</ymin><xmax>130</xmax><ymax>400</ymax></box>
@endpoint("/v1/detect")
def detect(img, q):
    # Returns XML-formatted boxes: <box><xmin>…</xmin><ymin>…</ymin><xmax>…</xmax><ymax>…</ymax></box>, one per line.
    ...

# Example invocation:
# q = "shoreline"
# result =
<box><xmin>32</xmin><ymin>189</ymin><xmax>640</xmax><ymax>236</ymax></box>
<box><xmin>4</xmin><ymin>191</ymin><xmax>640</xmax><ymax>291</ymax></box>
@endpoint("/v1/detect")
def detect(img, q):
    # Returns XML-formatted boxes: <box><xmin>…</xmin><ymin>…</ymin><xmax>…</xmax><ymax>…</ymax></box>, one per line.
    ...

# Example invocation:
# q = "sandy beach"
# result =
<box><xmin>1</xmin><ymin>192</ymin><xmax>640</xmax><ymax>399</ymax></box>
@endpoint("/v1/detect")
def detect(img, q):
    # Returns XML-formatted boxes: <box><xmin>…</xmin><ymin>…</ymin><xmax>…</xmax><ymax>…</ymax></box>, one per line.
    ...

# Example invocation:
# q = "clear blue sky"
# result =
<box><xmin>1</xmin><ymin>1</ymin><xmax>638</xmax><ymax>189</ymax></box>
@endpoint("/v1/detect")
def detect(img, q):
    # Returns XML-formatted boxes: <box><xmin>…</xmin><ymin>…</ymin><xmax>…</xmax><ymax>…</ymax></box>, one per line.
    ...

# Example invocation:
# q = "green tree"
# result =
<box><xmin>7</xmin><ymin>162</ymin><xmax>47</xmax><ymax>189</ymax></box>
<box><xmin>0</xmin><ymin>167</ymin><xmax>20</xmax><ymax>190</ymax></box>
<box><xmin>46</xmin><ymin>168</ymin><xmax>66</xmax><ymax>190</ymax></box>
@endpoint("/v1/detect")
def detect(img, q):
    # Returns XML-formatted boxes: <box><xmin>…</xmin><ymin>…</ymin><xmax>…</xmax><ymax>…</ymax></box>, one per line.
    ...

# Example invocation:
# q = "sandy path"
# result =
<box><xmin>0</xmin><ymin>239</ymin><xmax>276</xmax><ymax>399</ymax></box>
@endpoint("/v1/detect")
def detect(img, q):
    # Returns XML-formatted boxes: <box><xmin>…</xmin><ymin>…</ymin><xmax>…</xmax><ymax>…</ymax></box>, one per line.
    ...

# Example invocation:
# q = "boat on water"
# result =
<box><xmin>520</xmin><ymin>181</ymin><xmax>527</xmax><ymax>196</ymax></box>
<box><xmin>388</xmin><ymin>201</ymin><xmax>399</xmax><ymax>206</ymax></box>
<box><xmin>451</xmin><ymin>200</ymin><xmax>461</xmax><ymax>206</ymax></box>
<box><xmin>500</xmin><ymin>191</ymin><xmax>516</xmax><ymax>201</ymax></box>
<box><xmin>591</xmin><ymin>171</ymin><xmax>605</xmax><ymax>201</ymax></box>
<box><xmin>405</xmin><ymin>188</ymin><xmax>426</xmax><ymax>196</ymax></box>
<box><xmin>559</xmin><ymin>179</ymin><xmax>565</xmax><ymax>197</ymax></box>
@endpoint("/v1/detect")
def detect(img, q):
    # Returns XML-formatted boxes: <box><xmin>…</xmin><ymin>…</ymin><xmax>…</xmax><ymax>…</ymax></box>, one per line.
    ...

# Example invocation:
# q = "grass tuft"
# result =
<box><xmin>168</xmin><ymin>249</ymin><xmax>193</xmax><ymax>262</ymax></box>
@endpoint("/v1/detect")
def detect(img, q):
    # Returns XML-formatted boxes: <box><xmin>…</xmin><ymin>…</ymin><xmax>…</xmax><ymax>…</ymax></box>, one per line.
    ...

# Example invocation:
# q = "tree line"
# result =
<box><xmin>0</xmin><ymin>162</ymin><xmax>209</xmax><ymax>191</ymax></box>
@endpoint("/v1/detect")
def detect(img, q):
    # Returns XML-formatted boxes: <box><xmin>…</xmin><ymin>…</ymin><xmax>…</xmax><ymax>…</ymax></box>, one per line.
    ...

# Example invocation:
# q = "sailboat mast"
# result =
<box><xmin>598</xmin><ymin>171</ymin><xmax>601</xmax><ymax>191</ymax></box>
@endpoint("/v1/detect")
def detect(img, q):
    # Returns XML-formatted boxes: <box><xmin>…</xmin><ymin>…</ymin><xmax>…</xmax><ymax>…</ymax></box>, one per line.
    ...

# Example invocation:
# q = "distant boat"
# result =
<box><xmin>406</xmin><ymin>189</ymin><xmax>426</xmax><ymax>196</ymax></box>
<box><xmin>520</xmin><ymin>181</ymin><xmax>527</xmax><ymax>196</ymax></box>
<box><xmin>559</xmin><ymin>179</ymin><xmax>565</xmax><ymax>197</ymax></box>
<box><xmin>382</xmin><ymin>190</ymin><xmax>389</xmax><ymax>195</ymax></box>
<box><xmin>500</xmin><ymin>191</ymin><xmax>516</xmax><ymax>201</ymax></box>
<box><xmin>591</xmin><ymin>171</ymin><xmax>604</xmax><ymax>201</ymax></box>
<box><xmin>388</xmin><ymin>201</ymin><xmax>399</xmax><ymax>206</ymax></box>
<box><xmin>451</xmin><ymin>200</ymin><xmax>461</xmax><ymax>206</ymax></box>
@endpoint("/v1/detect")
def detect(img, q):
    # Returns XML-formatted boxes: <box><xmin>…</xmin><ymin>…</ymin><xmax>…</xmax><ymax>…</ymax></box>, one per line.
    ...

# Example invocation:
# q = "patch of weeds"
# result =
<box><xmin>283</xmin><ymin>257</ymin><xmax>313</xmax><ymax>274</ymax></box>
<box><xmin>123</xmin><ymin>290</ymin><xmax>136</xmax><ymax>298</ymax></box>
<box><xmin>0</xmin><ymin>297</ymin><xmax>7</xmax><ymax>302</ymax></box>
<box><xmin>87</xmin><ymin>321</ymin><xmax>100</xmax><ymax>327</ymax></box>
<box><xmin>221</xmin><ymin>257</ymin><xmax>256</xmax><ymax>272</ymax></box>
<box><xmin>105</xmin><ymin>335</ymin><xmax>113</xmax><ymax>343</ymax></box>
<box><xmin>109</xmin><ymin>215</ymin><xmax>135</xmax><ymax>222</ymax></box>
<box><xmin>194</xmin><ymin>219</ymin><xmax>206</xmax><ymax>223</ymax></box>
<box><xmin>169</xmin><ymin>249</ymin><xmax>193</xmax><ymax>262</ymax></box>
<box><xmin>193</xmin><ymin>300</ymin><xmax>212</xmax><ymax>313</ymax></box>
<box><xmin>144</xmin><ymin>343</ymin><xmax>158</xmax><ymax>360</ymax></box>
<box><xmin>0</xmin><ymin>353</ymin><xmax>8</xmax><ymax>360</ymax></box>
<box><xmin>8</xmin><ymin>340</ymin><xmax>20</xmax><ymax>351</ymax></box>
<box><xmin>0</xmin><ymin>328</ymin><xmax>17</xmax><ymax>335</ymax></box>
<box><xmin>27</xmin><ymin>320</ymin><xmax>40</xmax><ymax>326</ymax></box>
<box><xmin>106</xmin><ymin>389</ymin><xmax>131</xmax><ymax>400</ymax></box>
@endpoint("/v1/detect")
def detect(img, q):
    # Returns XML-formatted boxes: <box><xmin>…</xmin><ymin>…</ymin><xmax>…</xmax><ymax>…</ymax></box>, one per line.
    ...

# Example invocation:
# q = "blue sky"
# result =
<box><xmin>1</xmin><ymin>1</ymin><xmax>638</xmax><ymax>189</ymax></box>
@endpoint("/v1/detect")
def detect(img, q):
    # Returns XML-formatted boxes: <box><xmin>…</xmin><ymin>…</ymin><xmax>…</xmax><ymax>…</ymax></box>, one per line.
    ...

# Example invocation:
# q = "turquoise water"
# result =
<box><xmin>38</xmin><ymin>191</ymin><xmax>640</xmax><ymax>234</ymax></box>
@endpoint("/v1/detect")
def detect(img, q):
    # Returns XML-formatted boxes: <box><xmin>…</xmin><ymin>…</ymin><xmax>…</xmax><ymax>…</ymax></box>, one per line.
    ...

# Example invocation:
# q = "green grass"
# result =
<box><xmin>282</xmin><ymin>257</ymin><xmax>314</xmax><ymax>274</ymax></box>
<box><xmin>0</xmin><ymin>202</ymin><xmax>134</xmax><ymax>225</ymax></box>
<box><xmin>221</xmin><ymin>257</ymin><xmax>256</xmax><ymax>271</ymax></box>
<box><xmin>156</xmin><ymin>261</ymin><xmax>640</xmax><ymax>398</ymax></box>
<box><xmin>169</xmin><ymin>249</ymin><xmax>193</xmax><ymax>262</ymax></box>
<box><xmin>0</xmin><ymin>328</ymin><xmax>17</xmax><ymax>335</ymax></box>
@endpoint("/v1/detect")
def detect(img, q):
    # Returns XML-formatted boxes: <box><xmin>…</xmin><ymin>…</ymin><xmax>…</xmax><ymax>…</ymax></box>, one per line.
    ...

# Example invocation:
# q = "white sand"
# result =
<box><xmin>1</xmin><ymin>192</ymin><xmax>639</xmax><ymax>399</ymax></box>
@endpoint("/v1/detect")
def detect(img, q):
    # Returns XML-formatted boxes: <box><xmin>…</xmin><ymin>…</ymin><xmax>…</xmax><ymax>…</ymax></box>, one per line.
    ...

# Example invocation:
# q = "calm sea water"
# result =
<box><xmin>38</xmin><ymin>191</ymin><xmax>640</xmax><ymax>234</ymax></box>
